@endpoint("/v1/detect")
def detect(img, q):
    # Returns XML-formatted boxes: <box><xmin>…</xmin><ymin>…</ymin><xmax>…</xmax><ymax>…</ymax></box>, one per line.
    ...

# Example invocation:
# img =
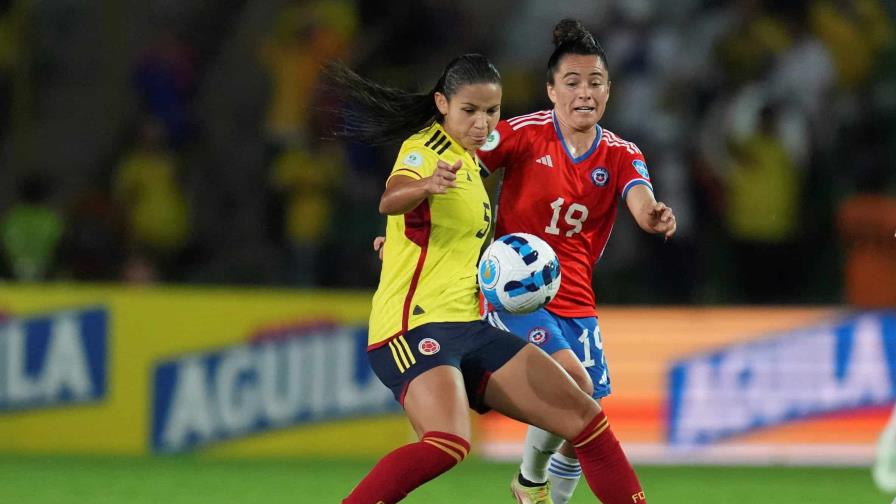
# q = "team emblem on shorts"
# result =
<box><xmin>632</xmin><ymin>159</ymin><xmax>650</xmax><ymax>179</ymax></box>
<box><xmin>591</xmin><ymin>167</ymin><xmax>609</xmax><ymax>187</ymax></box>
<box><xmin>418</xmin><ymin>338</ymin><xmax>441</xmax><ymax>355</ymax></box>
<box><xmin>480</xmin><ymin>130</ymin><xmax>500</xmax><ymax>152</ymax></box>
<box><xmin>528</xmin><ymin>327</ymin><xmax>550</xmax><ymax>345</ymax></box>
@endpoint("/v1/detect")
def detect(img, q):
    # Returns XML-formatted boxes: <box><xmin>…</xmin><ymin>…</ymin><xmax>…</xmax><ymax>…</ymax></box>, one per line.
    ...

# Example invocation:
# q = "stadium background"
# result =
<box><xmin>0</xmin><ymin>1</ymin><xmax>894</xmax><ymax>503</ymax></box>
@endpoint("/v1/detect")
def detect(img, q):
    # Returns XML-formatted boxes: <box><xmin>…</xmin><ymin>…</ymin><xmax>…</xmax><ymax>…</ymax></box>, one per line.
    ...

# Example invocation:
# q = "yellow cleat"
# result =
<box><xmin>510</xmin><ymin>475</ymin><xmax>553</xmax><ymax>504</ymax></box>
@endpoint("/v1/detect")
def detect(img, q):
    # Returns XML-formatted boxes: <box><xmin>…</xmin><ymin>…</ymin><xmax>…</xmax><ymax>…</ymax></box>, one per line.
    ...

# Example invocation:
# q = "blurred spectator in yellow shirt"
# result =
<box><xmin>724</xmin><ymin>104</ymin><xmax>803</xmax><ymax>303</ymax></box>
<box><xmin>810</xmin><ymin>0</ymin><xmax>895</xmax><ymax>90</ymax></box>
<box><xmin>260</xmin><ymin>0</ymin><xmax>356</xmax><ymax>147</ymax></box>
<box><xmin>716</xmin><ymin>4</ymin><xmax>791</xmax><ymax>84</ymax></box>
<box><xmin>269</xmin><ymin>140</ymin><xmax>343</xmax><ymax>286</ymax></box>
<box><xmin>113</xmin><ymin>119</ymin><xmax>190</xmax><ymax>279</ymax></box>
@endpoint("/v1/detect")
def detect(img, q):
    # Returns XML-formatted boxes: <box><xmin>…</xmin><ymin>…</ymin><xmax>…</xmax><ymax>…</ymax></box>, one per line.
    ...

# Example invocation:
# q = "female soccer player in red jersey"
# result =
<box><xmin>475</xmin><ymin>19</ymin><xmax>677</xmax><ymax>504</ymax></box>
<box><xmin>331</xmin><ymin>54</ymin><xmax>647</xmax><ymax>504</ymax></box>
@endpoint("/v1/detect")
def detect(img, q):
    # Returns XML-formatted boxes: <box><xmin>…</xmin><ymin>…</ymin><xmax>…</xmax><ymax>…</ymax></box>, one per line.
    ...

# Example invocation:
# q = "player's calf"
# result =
<box><xmin>343</xmin><ymin>431</ymin><xmax>470</xmax><ymax>504</ymax></box>
<box><xmin>572</xmin><ymin>411</ymin><xmax>646</xmax><ymax>504</ymax></box>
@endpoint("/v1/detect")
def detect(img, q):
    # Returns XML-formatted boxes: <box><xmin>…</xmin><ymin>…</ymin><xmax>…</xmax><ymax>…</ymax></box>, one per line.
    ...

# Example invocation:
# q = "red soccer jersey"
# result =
<box><xmin>477</xmin><ymin>110</ymin><xmax>652</xmax><ymax>317</ymax></box>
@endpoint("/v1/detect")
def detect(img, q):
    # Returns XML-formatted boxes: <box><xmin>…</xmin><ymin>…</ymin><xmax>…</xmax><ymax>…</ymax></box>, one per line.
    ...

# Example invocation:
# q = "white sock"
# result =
<box><xmin>547</xmin><ymin>452</ymin><xmax>581</xmax><ymax>504</ymax></box>
<box><xmin>519</xmin><ymin>425</ymin><xmax>564</xmax><ymax>484</ymax></box>
<box><xmin>874</xmin><ymin>407</ymin><xmax>896</xmax><ymax>493</ymax></box>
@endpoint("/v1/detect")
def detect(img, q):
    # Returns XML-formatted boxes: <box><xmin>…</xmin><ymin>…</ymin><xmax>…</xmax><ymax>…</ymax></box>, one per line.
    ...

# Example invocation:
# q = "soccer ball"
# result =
<box><xmin>477</xmin><ymin>233</ymin><xmax>561</xmax><ymax>314</ymax></box>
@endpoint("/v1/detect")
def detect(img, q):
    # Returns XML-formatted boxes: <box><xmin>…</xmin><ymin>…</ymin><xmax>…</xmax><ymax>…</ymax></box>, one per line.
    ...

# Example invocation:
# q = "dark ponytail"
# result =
<box><xmin>546</xmin><ymin>19</ymin><xmax>608</xmax><ymax>84</ymax></box>
<box><xmin>326</xmin><ymin>54</ymin><xmax>501</xmax><ymax>145</ymax></box>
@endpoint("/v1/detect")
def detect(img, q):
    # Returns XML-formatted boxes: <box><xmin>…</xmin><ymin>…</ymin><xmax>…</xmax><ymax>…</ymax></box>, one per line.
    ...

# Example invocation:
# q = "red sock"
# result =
<box><xmin>343</xmin><ymin>431</ymin><xmax>470</xmax><ymax>504</ymax></box>
<box><xmin>572</xmin><ymin>411</ymin><xmax>646</xmax><ymax>504</ymax></box>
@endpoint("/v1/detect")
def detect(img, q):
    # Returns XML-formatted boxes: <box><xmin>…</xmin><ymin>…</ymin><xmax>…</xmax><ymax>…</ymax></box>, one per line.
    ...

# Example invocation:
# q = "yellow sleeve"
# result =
<box><xmin>387</xmin><ymin>141</ymin><xmax>437</xmax><ymax>182</ymax></box>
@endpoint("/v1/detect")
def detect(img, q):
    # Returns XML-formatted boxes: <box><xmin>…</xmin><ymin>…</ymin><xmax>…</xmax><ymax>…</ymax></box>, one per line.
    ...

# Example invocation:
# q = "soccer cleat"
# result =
<box><xmin>510</xmin><ymin>475</ymin><xmax>553</xmax><ymax>504</ymax></box>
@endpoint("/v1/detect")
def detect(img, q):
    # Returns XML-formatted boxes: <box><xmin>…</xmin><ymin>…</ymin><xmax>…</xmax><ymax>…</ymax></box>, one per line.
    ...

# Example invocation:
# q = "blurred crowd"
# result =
<box><xmin>0</xmin><ymin>0</ymin><xmax>894</xmax><ymax>306</ymax></box>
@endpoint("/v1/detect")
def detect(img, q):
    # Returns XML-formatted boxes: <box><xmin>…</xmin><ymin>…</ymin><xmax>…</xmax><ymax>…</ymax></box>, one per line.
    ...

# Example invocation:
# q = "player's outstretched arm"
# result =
<box><xmin>625</xmin><ymin>184</ymin><xmax>677</xmax><ymax>239</ymax></box>
<box><xmin>378</xmin><ymin>159</ymin><xmax>462</xmax><ymax>215</ymax></box>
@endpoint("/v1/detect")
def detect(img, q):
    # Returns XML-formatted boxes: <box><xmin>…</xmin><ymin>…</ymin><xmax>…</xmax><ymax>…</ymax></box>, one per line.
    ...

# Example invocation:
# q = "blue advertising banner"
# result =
<box><xmin>151</xmin><ymin>323</ymin><xmax>397</xmax><ymax>453</ymax></box>
<box><xmin>0</xmin><ymin>307</ymin><xmax>107</xmax><ymax>412</ymax></box>
<box><xmin>668</xmin><ymin>312</ymin><xmax>896</xmax><ymax>446</ymax></box>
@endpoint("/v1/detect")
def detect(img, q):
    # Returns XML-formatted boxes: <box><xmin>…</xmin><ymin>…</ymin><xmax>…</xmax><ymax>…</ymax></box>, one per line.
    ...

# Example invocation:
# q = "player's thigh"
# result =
<box><xmin>367</xmin><ymin>326</ymin><xmax>471</xmax><ymax>439</ymax></box>
<box><xmin>402</xmin><ymin>365</ymin><xmax>472</xmax><ymax>440</ymax></box>
<box><xmin>457</xmin><ymin>320</ymin><xmax>530</xmax><ymax>413</ymax></box>
<box><xmin>559</xmin><ymin>316</ymin><xmax>610</xmax><ymax>399</ymax></box>
<box><xmin>550</xmin><ymin>348</ymin><xmax>593</xmax><ymax>396</ymax></box>
<box><xmin>484</xmin><ymin>344</ymin><xmax>599</xmax><ymax>440</ymax></box>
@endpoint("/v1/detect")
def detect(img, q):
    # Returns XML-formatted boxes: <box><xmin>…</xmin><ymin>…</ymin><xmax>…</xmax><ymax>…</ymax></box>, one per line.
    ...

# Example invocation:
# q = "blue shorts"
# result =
<box><xmin>367</xmin><ymin>321</ymin><xmax>528</xmax><ymax>413</ymax></box>
<box><xmin>485</xmin><ymin>308</ymin><xmax>610</xmax><ymax>398</ymax></box>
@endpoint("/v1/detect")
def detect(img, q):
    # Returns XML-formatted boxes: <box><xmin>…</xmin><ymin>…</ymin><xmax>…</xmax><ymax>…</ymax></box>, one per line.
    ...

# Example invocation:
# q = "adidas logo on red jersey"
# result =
<box><xmin>536</xmin><ymin>155</ymin><xmax>553</xmax><ymax>167</ymax></box>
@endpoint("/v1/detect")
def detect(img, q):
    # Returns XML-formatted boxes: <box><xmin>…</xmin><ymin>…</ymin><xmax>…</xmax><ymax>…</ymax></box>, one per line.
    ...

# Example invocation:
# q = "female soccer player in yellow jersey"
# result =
<box><xmin>328</xmin><ymin>55</ymin><xmax>647</xmax><ymax>504</ymax></box>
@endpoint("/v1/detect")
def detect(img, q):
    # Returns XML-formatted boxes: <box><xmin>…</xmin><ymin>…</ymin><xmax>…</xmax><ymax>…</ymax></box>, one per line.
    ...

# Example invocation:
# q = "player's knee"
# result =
<box><xmin>569</xmin><ymin>398</ymin><xmax>602</xmax><ymax>437</ymax></box>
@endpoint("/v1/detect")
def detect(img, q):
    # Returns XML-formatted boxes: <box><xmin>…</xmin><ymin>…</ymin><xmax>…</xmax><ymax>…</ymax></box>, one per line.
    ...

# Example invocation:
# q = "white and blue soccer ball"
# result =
<box><xmin>478</xmin><ymin>233</ymin><xmax>561</xmax><ymax>314</ymax></box>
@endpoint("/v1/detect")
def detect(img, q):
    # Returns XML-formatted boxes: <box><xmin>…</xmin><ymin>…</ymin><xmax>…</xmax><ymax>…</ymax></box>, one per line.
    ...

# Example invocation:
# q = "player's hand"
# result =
<box><xmin>422</xmin><ymin>159</ymin><xmax>461</xmax><ymax>195</ymax></box>
<box><xmin>373</xmin><ymin>236</ymin><xmax>385</xmax><ymax>261</ymax></box>
<box><xmin>648</xmin><ymin>202</ymin><xmax>677</xmax><ymax>239</ymax></box>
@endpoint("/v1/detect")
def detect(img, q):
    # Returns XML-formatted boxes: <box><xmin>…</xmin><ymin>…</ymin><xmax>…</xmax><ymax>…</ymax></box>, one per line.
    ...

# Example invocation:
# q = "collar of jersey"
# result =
<box><xmin>428</xmin><ymin>122</ymin><xmax>469</xmax><ymax>158</ymax></box>
<box><xmin>552</xmin><ymin>110</ymin><xmax>603</xmax><ymax>164</ymax></box>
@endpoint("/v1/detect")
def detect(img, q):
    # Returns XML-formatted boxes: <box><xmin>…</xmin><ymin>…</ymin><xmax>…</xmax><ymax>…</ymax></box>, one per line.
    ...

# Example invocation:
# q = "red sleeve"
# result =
<box><xmin>613</xmin><ymin>143</ymin><xmax>654</xmax><ymax>201</ymax></box>
<box><xmin>476</xmin><ymin>120</ymin><xmax>521</xmax><ymax>177</ymax></box>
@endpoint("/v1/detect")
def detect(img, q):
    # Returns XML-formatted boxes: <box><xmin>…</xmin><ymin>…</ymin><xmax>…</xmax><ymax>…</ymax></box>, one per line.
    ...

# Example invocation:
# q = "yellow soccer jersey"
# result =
<box><xmin>368</xmin><ymin>122</ymin><xmax>492</xmax><ymax>347</ymax></box>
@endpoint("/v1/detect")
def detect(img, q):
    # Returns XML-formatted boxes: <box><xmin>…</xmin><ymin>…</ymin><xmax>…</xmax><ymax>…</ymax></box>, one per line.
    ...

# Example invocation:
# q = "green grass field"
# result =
<box><xmin>0</xmin><ymin>456</ymin><xmax>886</xmax><ymax>504</ymax></box>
